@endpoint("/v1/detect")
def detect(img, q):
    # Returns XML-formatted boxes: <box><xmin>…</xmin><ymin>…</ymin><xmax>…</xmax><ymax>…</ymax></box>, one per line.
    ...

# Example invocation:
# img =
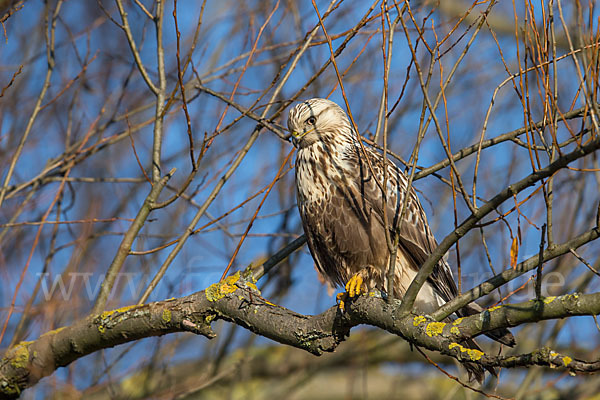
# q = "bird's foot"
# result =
<box><xmin>336</xmin><ymin>292</ymin><xmax>347</xmax><ymax>311</ymax></box>
<box><xmin>337</xmin><ymin>273</ymin><xmax>368</xmax><ymax>311</ymax></box>
<box><xmin>345</xmin><ymin>273</ymin><xmax>367</xmax><ymax>298</ymax></box>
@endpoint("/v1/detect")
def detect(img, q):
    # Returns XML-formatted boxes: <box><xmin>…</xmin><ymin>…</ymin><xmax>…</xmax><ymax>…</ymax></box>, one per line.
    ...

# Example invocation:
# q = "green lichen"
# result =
<box><xmin>205</xmin><ymin>272</ymin><xmax>240</xmax><ymax>302</ymax></box>
<box><xmin>449</xmin><ymin>342</ymin><xmax>484</xmax><ymax>361</ymax></box>
<box><xmin>425</xmin><ymin>322</ymin><xmax>446</xmax><ymax>337</ymax></box>
<box><xmin>413</xmin><ymin>316</ymin><xmax>427</xmax><ymax>326</ymax></box>
<box><xmin>162</xmin><ymin>309</ymin><xmax>172</xmax><ymax>323</ymax></box>
<box><xmin>10</xmin><ymin>341</ymin><xmax>32</xmax><ymax>369</ymax></box>
<box><xmin>0</xmin><ymin>380</ymin><xmax>20</xmax><ymax>396</ymax></box>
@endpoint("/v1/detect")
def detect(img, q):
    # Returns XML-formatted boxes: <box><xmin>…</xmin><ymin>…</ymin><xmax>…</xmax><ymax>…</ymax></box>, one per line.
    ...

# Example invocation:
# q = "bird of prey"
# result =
<box><xmin>288</xmin><ymin>98</ymin><xmax>514</xmax><ymax>382</ymax></box>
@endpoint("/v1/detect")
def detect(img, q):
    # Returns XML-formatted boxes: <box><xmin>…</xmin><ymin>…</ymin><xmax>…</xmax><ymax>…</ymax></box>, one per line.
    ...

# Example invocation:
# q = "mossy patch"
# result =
<box><xmin>10</xmin><ymin>341</ymin><xmax>33</xmax><ymax>369</ymax></box>
<box><xmin>97</xmin><ymin>304</ymin><xmax>140</xmax><ymax>333</ymax></box>
<box><xmin>99</xmin><ymin>304</ymin><xmax>138</xmax><ymax>320</ymax></box>
<box><xmin>162</xmin><ymin>309</ymin><xmax>172</xmax><ymax>323</ymax></box>
<box><xmin>425</xmin><ymin>322</ymin><xmax>446</xmax><ymax>337</ymax></box>
<box><xmin>206</xmin><ymin>272</ymin><xmax>240</xmax><ymax>302</ymax></box>
<box><xmin>449</xmin><ymin>342</ymin><xmax>484</xmax><ymax>361</ymax></box>
<box><xmin>40</xmin><ymin>326</ymin><xmax>66</xmax><ymax>338</ymax></box>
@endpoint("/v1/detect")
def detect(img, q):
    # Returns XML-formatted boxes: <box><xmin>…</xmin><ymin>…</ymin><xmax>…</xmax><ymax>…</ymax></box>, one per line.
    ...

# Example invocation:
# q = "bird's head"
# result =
<box><xmin>287</xmin><ymin>98</ymin><xmax>353</xmax><ymax>149</ymax></box>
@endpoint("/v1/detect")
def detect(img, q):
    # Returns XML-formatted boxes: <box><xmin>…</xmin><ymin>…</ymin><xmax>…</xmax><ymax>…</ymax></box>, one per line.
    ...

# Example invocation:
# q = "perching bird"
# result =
<box><xmin>288</xmin><ymin>98</ymin><xmax>514</xmax><ymax>382</ymax></box>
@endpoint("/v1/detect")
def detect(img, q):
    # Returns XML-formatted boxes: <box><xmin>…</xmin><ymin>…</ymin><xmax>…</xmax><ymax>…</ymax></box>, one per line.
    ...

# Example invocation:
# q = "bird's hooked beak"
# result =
<box><xmin>291</xmin><ymin>126</ymin><xmax>316</xmax><ymax>147</ymax></box>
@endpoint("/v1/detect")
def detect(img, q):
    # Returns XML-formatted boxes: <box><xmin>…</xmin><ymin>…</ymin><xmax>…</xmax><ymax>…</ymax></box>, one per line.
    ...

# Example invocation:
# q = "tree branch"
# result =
<box><xmin>2</xmin><ymin>270</ymin><xmax>599</xmax><ymax>399</ymax></box>
<box><xmin>400</xmin><ymin>136</ymin><xmax>600</xmax><ymax>313</ymax></box>
<box><xmin>432</xmin><ymin>226</ymin><xmax>600</xmax><ymax>321</ymax></box>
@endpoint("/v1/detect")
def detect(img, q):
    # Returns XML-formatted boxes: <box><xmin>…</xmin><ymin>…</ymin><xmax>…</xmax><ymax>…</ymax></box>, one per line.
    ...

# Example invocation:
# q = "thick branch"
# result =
<box><xmin>2</xmin><ymin>271</ymin><xmax>600</xmax><ymax>399</ymax></box>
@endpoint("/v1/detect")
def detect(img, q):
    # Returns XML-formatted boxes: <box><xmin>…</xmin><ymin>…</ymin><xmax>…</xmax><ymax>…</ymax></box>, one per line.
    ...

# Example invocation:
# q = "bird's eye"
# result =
<box><xmin>306</xmin><ymin>116</ymin><xmax>317</xmax><ymax>125</ymax></box>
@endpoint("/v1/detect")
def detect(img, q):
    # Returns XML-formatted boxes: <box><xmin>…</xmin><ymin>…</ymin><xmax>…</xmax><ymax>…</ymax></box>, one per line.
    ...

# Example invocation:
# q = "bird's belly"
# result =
<box><xmin>390</xmin><ymin>250</ymin><xmax>445</xmax><ymax>313</ymax></box>
<box><xmin>297</xmin><ymin>191</ymin><xmax>387</xmax><ymax>281</ymax></box>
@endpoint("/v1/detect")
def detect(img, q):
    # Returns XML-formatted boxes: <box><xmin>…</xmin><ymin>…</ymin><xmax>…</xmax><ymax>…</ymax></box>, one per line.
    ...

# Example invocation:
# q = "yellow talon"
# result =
<box><xmin>336</xmin><ymin>292</ymin><xmax>346</xmax><ymax>311</ymax></box>
<box><xmin>336</xmin><ymin>274</ymin><xmax>367</xmax><ymax>312</ymax></box>
<box><xmin>345</xmin><ymin>273</ymin><xmax>365</xmax><ymax>298</ymax></box>
<box><xmin>335</xmin><ymin>292</ymin><xmax>347</xmax><ymax>312</ymax></box>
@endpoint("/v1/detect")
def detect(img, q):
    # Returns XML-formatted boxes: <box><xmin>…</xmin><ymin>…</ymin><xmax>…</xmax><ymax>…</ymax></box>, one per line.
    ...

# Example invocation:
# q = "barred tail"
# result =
<box><xmin>461</xmin><ymin>337</ymin><xmax>497</xmax><ymax>383</ymax></box>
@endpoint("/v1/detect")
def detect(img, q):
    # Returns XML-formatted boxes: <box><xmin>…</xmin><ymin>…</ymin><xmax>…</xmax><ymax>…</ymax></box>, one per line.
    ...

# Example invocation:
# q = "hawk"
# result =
<box><xmin>288</xmin><ymin>98</ymin><xmax>514</xmax><ymax>381</ymax></box>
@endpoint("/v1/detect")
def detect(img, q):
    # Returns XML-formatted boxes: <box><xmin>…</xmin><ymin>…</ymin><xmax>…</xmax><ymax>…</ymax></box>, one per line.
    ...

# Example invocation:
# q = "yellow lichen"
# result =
<box><xmin>162</xmin><ymin>309</ymin><xmax>171</xmax><ymax>323</ymax></box>
<box><xmin>453</xmin><ymin>317</ymin><xmax>464</xmax><ymax>325</ymax></box>
<box><xmin>264</xmin><ymin>300</ymin><xmax>277</xmax><ymax>307</ymax></box>
<box><xmin>543</xmin><ymin>296</ymin><xmax>557</xmax><ymax>304</ymax></box>
<box><xmin>425</xmin><ymin>322</ymin><xmax>446</xmax><ymax>337</ymax></box>
<box><xmin>242</xmin><ymin>263</ymin><xmax>260</xmax><ymax>284</ymax></box>
<box><xmin>413</xmin><ymin>316</ymin><xmax>427</xmax><ymax>326</ymax></box>
<box><xmin>449</xmin><ymin>342</ymin><xmax>484</xmax><ymax>361</ymax></box>
<box><xmin>99</xmin><ymin>304</ymin><xmax>138</xmax><ymax>320</ymax></box>
<box><xmin>40</xmin><ymin>326</ymin><xmax>66</xmax><ymax>338</ymax></box>
<box><xmin>205</xmin><ymin>271</ymin><xmax>240</xmax><ymax>302</ymax></box>
<box><xmin>449</xmin><ymin>342</ymin><xmax>462</xmax><ymax>351</ymax></box>
<box><xmin>96</xmin><ymin>305</ymin><xmax>140</xmax><ymax>334</ymax></box>
<box><xmin>10</xmin><ymin>341</ymin><xmax>32</xmax><ymax>369</ymax></box>
<box><xmin>562</xmin><ymin>356</ymin><xmax>572</xmax><ymax>366</ymax></box>
<box><xmin>205</xmin><ymin>314</ymin><xmax>216</xmax><ymax>324</ymax></box>
<box><xmin>487</xmin><ymin>305</ymin><xmax>503</xmax><ymax>312</ymax></box>
<box><xmin>245</xmin><ymin>282</ymin><xmax>260</xmax><ymax>293</ymax></box>
<box><xmin>450</xmin><ymin>326</ymin><xmax>460</xmax><ymax>335</ymax></box>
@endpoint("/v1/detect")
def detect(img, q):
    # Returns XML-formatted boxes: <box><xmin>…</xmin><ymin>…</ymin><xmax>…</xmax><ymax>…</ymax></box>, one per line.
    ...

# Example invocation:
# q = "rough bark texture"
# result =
<box><xmin>1</xmin><ymin>268</ymin><xmax>599</xmax><ymax>399</ymax></box>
